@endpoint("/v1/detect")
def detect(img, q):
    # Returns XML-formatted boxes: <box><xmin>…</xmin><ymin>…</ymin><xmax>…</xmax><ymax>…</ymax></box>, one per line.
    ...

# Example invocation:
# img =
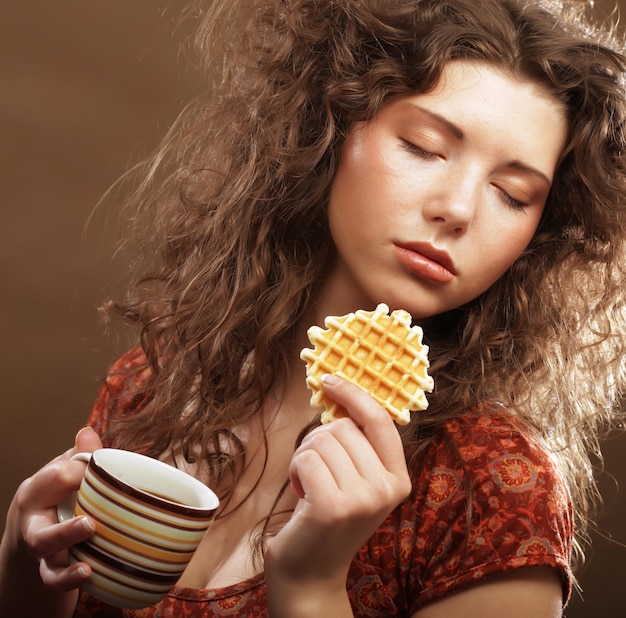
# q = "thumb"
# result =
<box><xmin>74</xmin><ymin>426</ymin><xmax>103</xmax><ymax>454</ymax></box>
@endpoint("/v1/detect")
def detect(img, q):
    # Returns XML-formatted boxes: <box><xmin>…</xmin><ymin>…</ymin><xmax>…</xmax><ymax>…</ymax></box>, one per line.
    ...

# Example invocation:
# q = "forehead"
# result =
<box><xmin>424</xmin><ymin>60</ymin><xmax>565</xmax><ymax>116</ymax></box>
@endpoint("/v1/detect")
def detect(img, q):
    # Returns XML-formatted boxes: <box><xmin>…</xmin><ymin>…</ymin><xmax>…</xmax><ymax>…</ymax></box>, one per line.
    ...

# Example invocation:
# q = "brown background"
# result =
<box><xmin>1</xmin><ymin>1</ymin><xmax>625</xmax><ymax>614</ymax></box>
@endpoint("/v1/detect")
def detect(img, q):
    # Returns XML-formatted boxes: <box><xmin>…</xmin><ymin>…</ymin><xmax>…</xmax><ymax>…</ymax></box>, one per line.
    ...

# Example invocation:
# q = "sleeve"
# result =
<box><xmin>406</xmin><ymin>412</ymin><xmax>574</xmax><ymax>612</ymax></box>
<box><xmin>73</xmin><ymin>594</ymin><xmax>125</xmax><ymax>618</ymax></box>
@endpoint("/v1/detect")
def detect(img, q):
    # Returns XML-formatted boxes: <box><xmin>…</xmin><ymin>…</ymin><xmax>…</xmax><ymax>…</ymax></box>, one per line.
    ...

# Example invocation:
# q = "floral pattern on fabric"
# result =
<box><xmin>489</xmin><ymin>454</ymin><xmax>537</xmax><ymax>492</ymax></box>
<box><xmin>74</xmin><ymin>350</ymin><xmax>573</xmax><ymax>617</ymax></box>
<box><xmin>424</xmin><ymin>467</ymin><xmax>463</xmax><ymax>508</ymax></box>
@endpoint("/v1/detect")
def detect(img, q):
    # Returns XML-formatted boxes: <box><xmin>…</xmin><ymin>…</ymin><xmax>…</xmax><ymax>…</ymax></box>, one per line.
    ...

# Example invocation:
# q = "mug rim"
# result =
<box><xmin>90</xmin><ymin>448</ymin><xmax>219</xmax><ymax>516</ymax></box>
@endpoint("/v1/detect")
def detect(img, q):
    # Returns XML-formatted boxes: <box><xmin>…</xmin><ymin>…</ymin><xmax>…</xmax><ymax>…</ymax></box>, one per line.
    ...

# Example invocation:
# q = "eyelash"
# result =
<box><xmin>400</xmin><ymin>139</ymin><xmax>439</xmax><ymax>160</ymax></box>
<box><xmin>497</xmin><ymin>187</ymin><xmax>527</xmax><ymax>211</ymax></box>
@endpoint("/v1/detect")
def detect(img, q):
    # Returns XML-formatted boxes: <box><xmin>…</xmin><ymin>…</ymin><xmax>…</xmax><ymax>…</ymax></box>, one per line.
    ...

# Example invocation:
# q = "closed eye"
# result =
<box><xmin>400</xmin><ymin>139</ymin><xmax>440</xmax><ymax>160</ymax></box>
<box><xmin>495</xmin><ymin>185</ymin><xmax>528</xmax><ymax>211</ymax></box>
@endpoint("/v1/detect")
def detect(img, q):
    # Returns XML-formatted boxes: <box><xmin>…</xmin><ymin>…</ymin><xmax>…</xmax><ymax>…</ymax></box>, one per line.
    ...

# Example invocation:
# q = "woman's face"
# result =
<box><xmin>323</xmin><ymin>60</ymin><xmax>568</xmax><ymax>321</ymax></box>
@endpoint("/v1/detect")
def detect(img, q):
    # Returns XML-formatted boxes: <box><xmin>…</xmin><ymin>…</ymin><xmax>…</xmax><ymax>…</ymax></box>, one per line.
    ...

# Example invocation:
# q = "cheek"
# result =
<box><xmin>485</xmin><ymin>216</ymin><xmax>541</xmax><ymax>277</ymax></box>
<box><xmin>327</xmin><ymin>185</ymin><xmax>362</xmax><ymax>258</ymax></box>
<box><xmin>327</xmin><ymin>163</ymin><xmax>385</xmax><ymax>244</ymax></box>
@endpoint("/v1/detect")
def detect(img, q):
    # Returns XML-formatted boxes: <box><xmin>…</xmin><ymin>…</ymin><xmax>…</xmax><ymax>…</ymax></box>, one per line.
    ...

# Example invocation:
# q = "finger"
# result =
<box><xmin>290</xmin><ymin>469</ymin><xmax>305</xmax><ymax>500</ymax></box>
<box><xmin>73</xmin><ymin>426</ymin><xmax>103</xmax><ymax>454</ymax></box>
<box><xmin>19</xmin><ymin>460</ymin><xmax>87</xmax><ymax>513</ymax></box>
<box><xmin>320</xmin><ymin>374</ymin><xmax>407</xmax><ymax>473</ymax></box>
<box><xmin>289</xmin><ymin>448</ymin><xmax>340</xmax><ymax>505</ymax></box>
<box><xmin>29</xmin><ymin>515</ymin><xmax>95</xmax><ymax>561</ymax></box>
<box><xmin>41</xmin><ymin>427</ymin><xmax>102</xmax><ymax>469</ymax></box>
<box><xmin>299</xmin><ymin>425</ymin><xmax>369</xmax><ymax>490</ymax></box>
<box><xmin>40</xmin><ymin>556</ymin><xmax>92</xmax><ymax>591</ymax></box>
<box><xmin>299</xmin><ymin>418</ymin><xmax>380</xmax><ymax>480</ymax></box>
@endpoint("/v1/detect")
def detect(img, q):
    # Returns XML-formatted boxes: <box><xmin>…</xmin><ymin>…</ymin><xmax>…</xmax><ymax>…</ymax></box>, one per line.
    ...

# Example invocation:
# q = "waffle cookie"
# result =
<box><xmin>300</xmin><ymin>303</ymin><xmax>434</xmax><ymax>425</ymax></box>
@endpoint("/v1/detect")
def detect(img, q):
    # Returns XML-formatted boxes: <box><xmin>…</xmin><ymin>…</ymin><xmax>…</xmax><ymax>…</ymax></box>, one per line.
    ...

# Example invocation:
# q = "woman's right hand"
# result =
<box><xmin>0</xmin><ymin>426</ymin><xmax>101</xmax><ymax>616</ymax></box>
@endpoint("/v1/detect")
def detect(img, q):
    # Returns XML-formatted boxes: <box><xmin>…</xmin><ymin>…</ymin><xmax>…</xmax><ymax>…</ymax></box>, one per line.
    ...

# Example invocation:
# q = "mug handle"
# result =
<box><xmin>56</xmin><ymin>452</ymin><xmax>92</xmax><ymax>523</ymax></box>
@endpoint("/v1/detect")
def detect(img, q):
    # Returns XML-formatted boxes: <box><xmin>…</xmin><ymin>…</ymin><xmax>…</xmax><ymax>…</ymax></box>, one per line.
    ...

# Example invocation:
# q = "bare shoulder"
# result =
<box><xmin>412</xmin><ymin>567</ymin><xmax>563</xmax><ymax>618</ymax></box>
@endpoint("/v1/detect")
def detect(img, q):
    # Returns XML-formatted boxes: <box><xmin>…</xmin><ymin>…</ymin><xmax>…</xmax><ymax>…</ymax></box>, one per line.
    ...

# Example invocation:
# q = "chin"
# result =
<box><xmin>383</xmin><ymin>295</ymin><xmax>460</xmax><ymax>324</ymax></box>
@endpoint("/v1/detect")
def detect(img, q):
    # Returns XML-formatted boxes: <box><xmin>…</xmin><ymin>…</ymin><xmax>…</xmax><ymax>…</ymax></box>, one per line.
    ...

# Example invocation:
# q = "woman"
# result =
<box><xmin>2</xmin><ymin>1</ymin><xmax>625</xmax><ymax>616</ymax></box>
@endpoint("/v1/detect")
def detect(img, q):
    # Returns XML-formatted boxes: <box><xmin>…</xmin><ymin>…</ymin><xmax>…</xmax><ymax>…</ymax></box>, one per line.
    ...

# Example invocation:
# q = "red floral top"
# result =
<box><xmin>74</xmin><ymin>350</ymin><xmax>573</xmax><ymax>617</ymax></box>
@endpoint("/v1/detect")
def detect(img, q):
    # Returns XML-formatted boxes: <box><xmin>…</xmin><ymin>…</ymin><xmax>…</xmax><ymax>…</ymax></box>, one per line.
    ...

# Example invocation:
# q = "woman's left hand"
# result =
<box><xmin>265</xmin><ymin>373</ymin><xmax>412</xmax><ymax>615</ymax></box>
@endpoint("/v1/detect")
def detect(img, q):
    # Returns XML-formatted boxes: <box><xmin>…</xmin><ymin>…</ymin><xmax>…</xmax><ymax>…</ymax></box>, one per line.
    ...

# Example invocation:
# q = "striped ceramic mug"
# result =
<box><xmin>56</xmin><ymin>448</ymin><xmax>219</xmax><ymax>609</ymax></box>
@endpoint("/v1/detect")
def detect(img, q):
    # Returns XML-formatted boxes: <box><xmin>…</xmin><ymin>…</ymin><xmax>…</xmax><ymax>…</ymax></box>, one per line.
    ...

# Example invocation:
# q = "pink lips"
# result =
<box><xmin>394</xmin><ymin>242</ymin><xmax>457</xmax><ymax>283</ymax></box>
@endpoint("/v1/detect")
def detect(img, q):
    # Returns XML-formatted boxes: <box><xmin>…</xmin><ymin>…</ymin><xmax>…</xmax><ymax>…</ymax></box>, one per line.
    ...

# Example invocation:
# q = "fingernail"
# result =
<box><xmin>78</xmin><ymin>517</ymin><xmax>94</xmax><ymax>533</ymax></box>
<box><xmin>77</xmin><ymin>566</ymin><xmax>90</xmax><ymax>579</ymax></box>
<box><xmin>321</xmin><ymin>374</ymin><xmax>342</xmax><ymax>386</ymax></box>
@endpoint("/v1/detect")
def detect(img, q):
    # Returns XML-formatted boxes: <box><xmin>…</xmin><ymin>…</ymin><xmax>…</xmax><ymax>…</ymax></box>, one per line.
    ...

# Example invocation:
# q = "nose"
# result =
<box><xmin>422</xmin><ymin>168</ymin><xmax>479</xmax><ymax>235</ymax></box>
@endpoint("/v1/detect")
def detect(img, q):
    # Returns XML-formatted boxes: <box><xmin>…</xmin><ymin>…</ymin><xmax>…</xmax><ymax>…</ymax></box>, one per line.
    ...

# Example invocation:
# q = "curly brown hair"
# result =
<box><xmin>103</xmin><ymin>0</ymin><xmax>626</xmax><ymax>570</ymax></box>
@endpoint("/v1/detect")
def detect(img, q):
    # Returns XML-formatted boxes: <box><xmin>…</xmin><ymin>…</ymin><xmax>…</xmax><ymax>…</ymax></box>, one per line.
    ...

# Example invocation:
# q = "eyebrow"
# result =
<box><xmin>407</xmin><ymin>103</ymin><xmax>553</xmax><ymax>186</ymax></box>
<box><xmin>411</xmin><ymin>104</ymin><xmax>465</xmax><ymax>141</ymax></box>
